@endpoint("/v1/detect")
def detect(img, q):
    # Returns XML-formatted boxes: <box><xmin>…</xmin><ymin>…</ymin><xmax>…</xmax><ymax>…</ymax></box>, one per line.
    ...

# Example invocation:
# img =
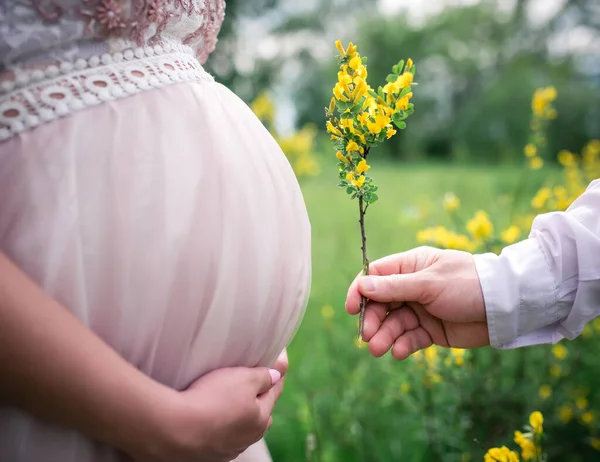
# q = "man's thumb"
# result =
<box><xmin>357</xmin><ymin>273</ymin><xmax>426</xmax><ymax>303</ymax></box>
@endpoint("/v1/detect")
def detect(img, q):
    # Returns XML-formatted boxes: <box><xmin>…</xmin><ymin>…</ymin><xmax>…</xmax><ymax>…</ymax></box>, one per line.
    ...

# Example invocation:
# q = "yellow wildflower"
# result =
<box><xmin>320</xmin><ymin>305</ymin><xmax>334</xmax><ymax>321</ymax></box>
<box><xmin>514</xmin><ymin>431</ymin><xmax>537</xmax><ymax>460</ymax></box>
<box><xmin>395</xmin><ymin>72</ymin><xmax>413</xmax><ymax>90</ymax></box>
<box><xmin>366</xmin><ymin>113</ymin><xmax>391</xmax><ymax>135</ymax></box>
<box><xmin>400</xmin><ymin>382</ymin><xmax>411</xmax><ymax>393</ymax></box>
<box><xmin>335</xmin><ymin>40</ymin><xmax>346</xmax><ymax>56</ymax></box>
<box><xmin>336</xmin><ymin>151</ymin><xmax>348</xmax><ymax>163</ymax></box>
<box><xmin>443</xmin><ymin>192</ymin><xmax>460</xmax><ymax>212</ymax></box>
<box><xmin>558</xmin><ymin>150</ymin><xmax>576</xmax><ymax>166</ymax></box>
<box><xmin>591</xmin><ymin>438</ymin><xmax>600</xmax><ymax>451</ymax></box>
<box><xmin>558</xmin><ymin>404</ymin><xmax>573</xmax><ymax>423</ymax></box>
<box><xmin>349</xmin><ymin>55</ymin><xmax>362</xmax><ymax>70</ymax></box>
<box><xmin>484</xmin><ymin>446</ymin><xmax>519</xmax><ymax>462</ymax></box>
<box><xmin>326</xmin><ymin>120</ymin><xmax>342</xmax><ymax>137</ymax></box>
<box><xmin>466</xmin><ymin>210</ymin><xmax>494</xmax><ymax>240</ymax></box>
<box><xmin>529</xmin><ymin>411</ymin><xmax>543</xmax><ymax>435</ymax></box>
<box><xmin>501</xmin><ymin>225</ymin><xmax>521</xmax><ymax>244</ymax></box>
<box><xmin>529</xmin><ymin>156</ymin><xmax>543</xmax><ymax>170</ymax></box>
<box><xmin>538</xmin><ymin>385</ymin><xmax>552</xmax><ymax>400</ymax></box>
<box><xmin>581</xmin><ymin>411</ymin><xmax>594</xmax><ymax>425</ymax></box>
<box><xmin>356</xmin><ymin>159</ymin><xmax>370</xmax><ymax>174</ymax></box>
<box><xmin>576</xmin><ymin>396</ymin><xmax>589</xmax><ymax>411</ymax></box>
<box><xmin>346</xmin><ymin>140</ymin><xmax>359</xmax><ymax>152</ymax></box>
<box><xmin>592</xmin><ymin>317</ymin><xmax>600</xmax><ymax>332</ymax></box>
<box><xmin>406</xmin><ymin>58</ymin><xmax>413</xmax><ymax>69</ymax></box>
<box><xmin>552</xmin><ymin>343</ymin><xmax>568</xmax><ymax>360</ymax></box>
<box><xmin>550</xmin><ymin>364</ymin><xmax>562</xmax><ymax>377</ymax></box>
<box><xmin>531</xmin><ymin>187</ymin><xmax>551</xmax><ymax>209</ymax></box>
<box><xmin>524</xmin><ymin>144</ymin><xmax>537</xmax><ymax>157</ymax></box>
<box><xmin>386</xmin><ymin>127</ymin><xmax>397</xmax><ymax>139</ymax></box>
<box><xmin>351</xmin><ymin>175</ymin><xmax>365</xmax><ymax>188</ymax></box>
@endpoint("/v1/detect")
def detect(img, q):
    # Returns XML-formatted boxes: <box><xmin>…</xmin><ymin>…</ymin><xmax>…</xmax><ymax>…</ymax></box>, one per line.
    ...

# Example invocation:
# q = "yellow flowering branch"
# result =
<box><xmin>326</xmin><ymin>40</ymin><xmax>417</xmax><ymax>341</ymax></box>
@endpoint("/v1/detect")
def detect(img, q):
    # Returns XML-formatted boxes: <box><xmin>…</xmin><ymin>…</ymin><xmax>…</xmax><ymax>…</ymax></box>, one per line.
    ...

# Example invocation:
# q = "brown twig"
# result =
<box><xmin>357</xmin><ymin>147</ymin><xmax>371</xmax><ymax>342</ymax></box>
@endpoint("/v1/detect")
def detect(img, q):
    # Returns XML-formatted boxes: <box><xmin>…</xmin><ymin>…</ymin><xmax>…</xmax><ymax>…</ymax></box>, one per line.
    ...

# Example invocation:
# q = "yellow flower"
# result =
<box><xmin>550</xmin><ymin>364</ymin><xmax>562</xmax><ymax>377</ymax></box>
<box><xmin>250</xmin><ymin>92</ymin><xmax>275</xmax><ymax>126</ymax></box>
<box><xmin>529</xmin><ymin>156</ymin><xmax>543</xmax><ymax>170</ymax></box>
<box><xmin>386</xmin><ymin>127</ymin><xmax>397</xmax><ymax>139</ymax></box>
<box><xmin>395</xmin><ymin>72</ymin><xmax>413</xmax><ymax>89</ymax></box>
<box><xmin>558</xmin><ymin>150</ymin><xmax>576</xmax><ymax>166</ymax></box>
<box><xmin>351</xmin><ymin>175</ymin><xmax>365</xmax><ymax>188</ymax></box>
<box><xmin>538</xmin><ymin>385</ymin><xmax>552</xmax><ymax>400</ymax></box>
<box><xmin>346</xmin><ymin>140</ymin><xmax>359</xmax><ymax>152</ymax></box>
<box><xmin>336</xmin><ymin>151</ymin><xmax>348</xmax><ymax>163</ymax></box>
<box><xmin>466</xmin><ymin>210</ymin><xmax>494</xmax><ymax>240</ymax></box>
<box><xmin>576</xmin><ymin>396</ymin><xmax>589</xmax><ymax>411</ymax></box>
<box><xmin>406</xmin><ymin>57</ymin><xmax>413</xmax><ymax>69</ymax></box>
<box><xmin>501</xmin><ymin>225</ymin><xmax>521</xmax><ymax>244</ymax></box>
<box><xmin>558</xmin><ymin>404</ymin><xmax>573</xmax><ymax>423</ymax></box>
<box><xmin>552</xmin><ymin>343</ymin><xmax>568</xmax><ymax>360</ymax></box>
<box><xmin>591</xmin><ymin>438</ymin><xmax>600</xmax><ymax>451</ymax></box>
<box><xmin>531</xmin><ymin>187</ymin><xmax>551</xmax><ymax>209</ymax></box>
<box><xmin>349</xmin><ymin>55</ymin><xmax>362</xmax><ymax>70</ymax></box>
<box><xmin>484</xmin><ymin>446</ymin><xmax>520</xmax><ymax>462</ymax></box>
<box><xmin>400</xmin><ymin>382</ymin><xmax>411</xmax><ymax>393</ymax></box>
<box><xmin>320</xmin><ymin>305</ymin><xmax>334</xmax><ymax>321</ymax></box>
<box><xmin>581</xmin><ymin>411</ymin><xmax>594</xmax><ymax>425</ymax></box>
<box><xmin>326</xmin><ymin>120</ymin><xmax>342</xmax><ymax>137</ymax></box>
<box><xmin>529</xmin><ymin>411</ymin><xmax>543</xmax><ymax>435</ymax></box>
<box><xmin>524</xmin><ymin>144</ymin><xmax>537</xmax><ymax>157</ymax></box>
<box><xmin>442</xmin><ymin>192</ymin><xmax>460</xmax><ymax>212</ymax></box>
<box><xmin>356</xmin><ymin>159</ymin><xmax>370</xmax><ymax>174</ymax></box>
<box><xmin>514</xmin><ymin>431</ymin><xmax>537</xmax><ymax>460</ymax></box>
<box><xmin>366</xmin><ymin>113</ymin><xmax>391</xmax><ymax>135</ymax></box>
<box><xmin>335</xmin><ymin>40</ymin><xmax>346</xmax><ymax>56</ymax></box>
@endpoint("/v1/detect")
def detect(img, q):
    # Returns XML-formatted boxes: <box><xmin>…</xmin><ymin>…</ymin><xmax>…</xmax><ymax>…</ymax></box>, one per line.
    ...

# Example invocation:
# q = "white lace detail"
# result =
<box><xmin>0</xmin><ymin>44</ymin><xmax>214</xmax><ymax>141</ymax></box>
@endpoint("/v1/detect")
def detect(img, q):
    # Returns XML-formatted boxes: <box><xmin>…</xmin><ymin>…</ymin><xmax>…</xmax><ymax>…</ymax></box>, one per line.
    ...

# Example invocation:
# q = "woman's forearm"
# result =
<box><xmin>0</xmin><ymin>252</ymin><xmax>176</xmax><ymax>456</ymax></box>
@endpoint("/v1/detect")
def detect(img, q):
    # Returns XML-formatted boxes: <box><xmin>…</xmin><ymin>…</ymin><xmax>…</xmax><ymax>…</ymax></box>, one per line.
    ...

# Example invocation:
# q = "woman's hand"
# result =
<box><xmin>131</xmin><ymin>366</ymin><xmax>281</xmax><ymax>462</ymax></box>
<box><xmin>346</xmin><ymin>246</ymin><xmax>490</xmax><ymax>359</ymax></box>
<box><xmin>131</xmin><ymin>349</ymin><xmax>290</xmax><ymax>462</ymax></box>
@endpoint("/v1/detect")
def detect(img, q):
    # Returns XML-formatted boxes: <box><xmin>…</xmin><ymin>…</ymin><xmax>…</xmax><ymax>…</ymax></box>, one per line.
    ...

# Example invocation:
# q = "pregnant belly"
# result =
<box><xmin>0</xmin><ymin>81</ymin><xmax>311</xmax><ymax>391</ymax></box>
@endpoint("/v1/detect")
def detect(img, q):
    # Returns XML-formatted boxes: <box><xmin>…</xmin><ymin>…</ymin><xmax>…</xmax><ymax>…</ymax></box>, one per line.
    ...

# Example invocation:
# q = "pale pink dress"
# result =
<box><xmin>0</xmin><ymin>1</ymin><xmax>311</xmax><ymax>461</ymax></box>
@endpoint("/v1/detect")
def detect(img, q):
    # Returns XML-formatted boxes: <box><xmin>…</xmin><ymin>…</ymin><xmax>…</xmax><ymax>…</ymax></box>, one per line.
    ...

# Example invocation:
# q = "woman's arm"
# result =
<box><xmin>0</xmin><ymin>252</ymin><xmax>281</xmax><ymax>461</ymax></box>
<box><xmin>0</xmin><ymin>251</ymin><xmax>176</xmax><ymax>454</ymax></box>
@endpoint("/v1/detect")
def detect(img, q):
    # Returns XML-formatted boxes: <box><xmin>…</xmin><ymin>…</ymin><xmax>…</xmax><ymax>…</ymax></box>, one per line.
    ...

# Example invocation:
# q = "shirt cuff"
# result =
<box><xmin>473</xmin><ymin>238</ymin><xmax>558</xmax><ymax>348</ymax></box>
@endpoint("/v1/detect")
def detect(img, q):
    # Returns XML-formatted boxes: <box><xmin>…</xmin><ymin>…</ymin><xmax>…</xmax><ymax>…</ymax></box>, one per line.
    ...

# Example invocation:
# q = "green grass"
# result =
<box><xmin>265</xmin><ymin>162</ymin><xmax>541</xmax><ymax>461</ymax></box>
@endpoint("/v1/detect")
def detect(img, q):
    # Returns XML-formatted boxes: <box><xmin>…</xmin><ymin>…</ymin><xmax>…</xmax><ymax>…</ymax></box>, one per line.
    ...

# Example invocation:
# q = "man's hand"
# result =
<box><xmin>346</xmin><ymin>246</ymin><xmax>490</xmax><ymax>360</ymax></box>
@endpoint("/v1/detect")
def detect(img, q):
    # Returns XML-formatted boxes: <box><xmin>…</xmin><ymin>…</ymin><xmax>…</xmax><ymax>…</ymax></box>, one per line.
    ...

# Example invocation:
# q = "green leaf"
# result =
<box><xmin>377</xmin><ymin>87</ymin><xmax>384</xmax><ymax>99</ymax></box>
<box><xmin>367</xmin><ymin>89</ymin><xmax>378</xmax><ymax>98</ymax></box>
<box><xmin>371</xmin><ymin>193</ymin><xmax>379</xmax><ymax>202</ymax></box>
<box><xmin>385</xmin><ymin>74</ymin><xmax>397</xmax><ymax>83</ymax></box>
<box><xmin>392</xmin><ymin>65</ymin><xmax>399</xmax><ymax>74</ymax></box>
<box><xmin>346</xmin><ymin>187</ymin><xmax>354</xmax><ymax>195</ymax></box>
<box><xmin>350</xmin><ymin>103</ymin><xmax>362</xmax><ymax>114</ymax></box>
<box><xmin>395</xmin><ymin>120</ymin><xmax>407</xmax><ymax>129</ymax></box>
<box><xmin>340</xmin><ymin>112</ymin><xmax>353</xmax><ymax>120</ymax></box>
<box><xmin>398</xmin><ymin>87</ymin><xmax>412</xmax><ymax>98</ymax></box>
<box><xmin>396</xmin><ymin>60</ymin><xmax>405</xmax><ymax>72</ymax></box>
<box><xmin>361</xmin><ymin>57</ymin><xmax>368</xmax><ymax>64</ymax></box>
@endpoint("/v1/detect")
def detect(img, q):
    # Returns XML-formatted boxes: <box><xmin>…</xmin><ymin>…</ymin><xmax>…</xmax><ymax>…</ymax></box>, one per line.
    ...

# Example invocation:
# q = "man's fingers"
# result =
<box><xmin>362</xmin><ymin>302</ymin><xmax>388</xmax><ymax>342</ymax></box>
<box><xmin>390</xmin><ymin>327</ymin><xmax>433</xmax><ymax>360</ymax></box>
<box><xmin>368</xmin><ymin>306</ymin><xmax>420</xmax><ymax>357</ymax></box>
<box><xmin>358</xmin><ymin>272</ymin><xmax>431</xmax><ymax>304</ymax></box>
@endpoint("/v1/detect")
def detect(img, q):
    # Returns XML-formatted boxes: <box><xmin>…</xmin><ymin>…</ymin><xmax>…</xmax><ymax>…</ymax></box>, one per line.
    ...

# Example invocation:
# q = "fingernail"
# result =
<box><xmin>269</xmin><ymin>369</ymin><xmax>281</xmax><ymax>385</ymax></box>
<box><xmin>360</xmin><ymin>276</ymin><xmax>376</xmax><ymax>292</ymax></box>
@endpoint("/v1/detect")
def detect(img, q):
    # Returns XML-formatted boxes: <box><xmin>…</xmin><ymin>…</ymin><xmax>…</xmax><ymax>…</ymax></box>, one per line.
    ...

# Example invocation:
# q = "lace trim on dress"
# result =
<box><xmin>0</xmin><ymin>43</ymin><xmax>214</xmax><ymax>141</ymax></box>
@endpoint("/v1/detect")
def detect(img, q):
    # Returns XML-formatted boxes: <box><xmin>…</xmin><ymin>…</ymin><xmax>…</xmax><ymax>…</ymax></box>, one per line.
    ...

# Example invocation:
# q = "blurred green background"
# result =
<box><xmin>204</xmin><ymin>1</ymin><xmax>600</xmax><ymax>460</ymax></box>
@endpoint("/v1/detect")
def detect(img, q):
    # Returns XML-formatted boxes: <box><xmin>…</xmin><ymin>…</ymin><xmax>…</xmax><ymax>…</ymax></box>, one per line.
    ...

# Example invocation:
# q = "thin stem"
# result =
<box><xmin>357</xmin><ymin>147</ymin><xmax>371</xmax><ymax>342</ymax></box>
<box><xmin>357</xmin><ymin>194</ymin><xmax>369</xmax><ymax>342</ymax></box>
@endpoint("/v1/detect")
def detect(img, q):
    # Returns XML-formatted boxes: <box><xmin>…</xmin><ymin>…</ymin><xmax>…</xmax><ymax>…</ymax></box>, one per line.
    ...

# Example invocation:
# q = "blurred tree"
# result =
<box><xmin>294</xmin><ymin>0</ymin><xmax>600</xmax><ymax>163</ymax></box>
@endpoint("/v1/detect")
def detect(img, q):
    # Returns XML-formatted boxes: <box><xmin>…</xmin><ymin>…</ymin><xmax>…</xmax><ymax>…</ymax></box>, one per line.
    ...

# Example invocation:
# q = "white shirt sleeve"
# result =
<box><xmin>474</xmin><ymin>179</ymin><xmax>600</xmax><ymax>349</ymax></box>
